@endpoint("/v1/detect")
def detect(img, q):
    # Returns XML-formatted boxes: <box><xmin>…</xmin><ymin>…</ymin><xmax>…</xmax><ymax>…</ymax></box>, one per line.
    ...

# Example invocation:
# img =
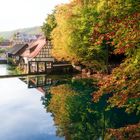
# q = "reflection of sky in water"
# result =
<box><xmin>0</xmin><ymin>78</ymin><xmax>63</xmax><ymax>140</ymax></box>
<box><xmin>0</xmin><ymin>64</ymin><xmax>9</xmax><ymax>75</ymax></box>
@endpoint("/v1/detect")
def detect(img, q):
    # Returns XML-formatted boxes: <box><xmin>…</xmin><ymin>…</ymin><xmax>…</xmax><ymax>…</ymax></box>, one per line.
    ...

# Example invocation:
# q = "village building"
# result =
<box><xmin>0</xmin><ymin>40</ymin><xmax>11</xmax><ymax>49</ymax></box>
<box><xmin>7</xmin><ymin>36</ymin><xmax>73</xmax><ymax>75</ymax></box>
<box><xmin>0</xmin><ymin>40</ymin><xmax>12</xmax><ymax>63</ymax></box>
<box><xmin>7</xmin><ymin>36</ymin><xmax>54</xmax><ymax>74</ymax></box>
<box><xmin>7</xmin><ymin>44</ymin><xmax>28</xmax><ymax>65</ymax></box>
<box><xmin>21</xmin><ymin>36</ymin><xmax>54</xmax><ymax>74</ymax></box>
<box><xmin>11</xmin><ymin>32</ymin><xmax>40</xmax><ymax>45</ymax></box>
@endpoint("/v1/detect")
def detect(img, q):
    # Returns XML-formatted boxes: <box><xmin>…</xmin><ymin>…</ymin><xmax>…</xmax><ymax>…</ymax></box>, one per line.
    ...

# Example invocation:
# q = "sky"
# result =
<box><xmin>0</xmin><ymin>0</ymin><xmax>69</xmax><ymax>31</ymax></box>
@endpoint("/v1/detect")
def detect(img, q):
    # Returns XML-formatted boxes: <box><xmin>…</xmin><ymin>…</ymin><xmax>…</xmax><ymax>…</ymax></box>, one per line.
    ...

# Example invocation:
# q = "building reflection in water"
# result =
<box><xmin>20</xmin><ymin>75</ymin><xmax>67</xmax><ymax>94</ymax></box>
<box><xmin>19</xmin><ymin>76</ymin><xmax>140</xmax><ymax>140</ymax></box>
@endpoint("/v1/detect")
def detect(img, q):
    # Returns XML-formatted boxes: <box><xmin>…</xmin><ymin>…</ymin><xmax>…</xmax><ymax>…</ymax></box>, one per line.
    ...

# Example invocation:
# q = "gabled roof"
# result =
<box><xmin>21</xmin><ymin>36</ymin><xmax>47</xmax><ymax>58</ymax></box>
<box><xmin>8</xmin><ymin>44</ymin><xmax>28</xmax><ymax>55</ymax></box>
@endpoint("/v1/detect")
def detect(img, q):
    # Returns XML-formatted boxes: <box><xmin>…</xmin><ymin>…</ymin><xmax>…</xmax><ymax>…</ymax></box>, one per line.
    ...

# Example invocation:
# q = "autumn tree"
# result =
<box><xmin>42</xmin><ymin>10</ymin><xmax>56</xmax><ymax>39</ymax></box>
<box><xmin>43</xmin><ymin>78</ymin><xmax>140</xmax><ymax>140</ymax></box>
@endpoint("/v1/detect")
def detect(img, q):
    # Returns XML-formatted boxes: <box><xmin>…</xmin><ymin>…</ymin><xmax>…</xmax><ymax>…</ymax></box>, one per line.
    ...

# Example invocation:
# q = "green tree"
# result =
<box><xmin>42</xmin><ymin>10</ymin><xmax>56</xmax><ymax>39</ymax></box>
<box><xmin>0</xmin><ymin>36</ymin><xmax>4</xmax><ymax>42</ymax></box>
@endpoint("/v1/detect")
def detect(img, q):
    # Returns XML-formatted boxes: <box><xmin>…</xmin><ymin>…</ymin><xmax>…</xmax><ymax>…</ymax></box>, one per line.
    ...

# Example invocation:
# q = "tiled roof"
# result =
<box><xmin>21</xmin><ymin>37</ymin><xmax>46</xmax><ymax>58</ymax></box>
<box><xmin>8</xmin><ymin>44</ymin><xmax>28</xmax><ymax>55</ymax></box>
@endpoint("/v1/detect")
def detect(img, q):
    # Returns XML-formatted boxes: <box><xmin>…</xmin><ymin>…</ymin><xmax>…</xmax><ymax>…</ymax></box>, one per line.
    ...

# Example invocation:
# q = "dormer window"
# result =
<box><xmin>30</xmin><ymin>45</ymin><xmax>38</xmax><ymax>53</ymax></box>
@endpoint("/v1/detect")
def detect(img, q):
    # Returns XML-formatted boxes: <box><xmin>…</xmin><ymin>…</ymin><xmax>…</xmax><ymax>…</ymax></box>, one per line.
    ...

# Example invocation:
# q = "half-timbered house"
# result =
<box><xmin>20</xmin><ymin>36</ymin><xmax>54</xmax><ymax>74</ymax></box>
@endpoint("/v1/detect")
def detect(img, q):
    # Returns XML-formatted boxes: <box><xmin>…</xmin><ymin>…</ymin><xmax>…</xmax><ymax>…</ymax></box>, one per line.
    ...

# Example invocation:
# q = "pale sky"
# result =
<box><xmin>0</xmin><ymin>0</ymin><xmax>69</xmax><ymax>31</ymax></box>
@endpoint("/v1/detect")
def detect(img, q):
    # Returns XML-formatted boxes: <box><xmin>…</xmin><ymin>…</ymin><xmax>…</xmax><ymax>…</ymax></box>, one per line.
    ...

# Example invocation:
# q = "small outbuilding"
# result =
<box><xmin>7</xmin><ymin>44</ymin><xmax>28</xmax><ymax>65</ymax></box>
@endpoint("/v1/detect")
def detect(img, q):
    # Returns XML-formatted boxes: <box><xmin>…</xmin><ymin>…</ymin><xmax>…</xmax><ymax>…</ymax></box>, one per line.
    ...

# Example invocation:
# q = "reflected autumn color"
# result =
<box><xmin>42</xmin><ymin>78</ymin><xmax>140</xmax><ymax>140</ymax></box>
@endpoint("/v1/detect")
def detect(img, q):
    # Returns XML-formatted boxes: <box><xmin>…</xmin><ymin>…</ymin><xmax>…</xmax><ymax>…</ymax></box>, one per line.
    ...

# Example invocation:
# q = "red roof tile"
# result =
<box><xmin>21</xmin><ymin>36</ymin><xmax>46</xmax><ymax>58</ymax></box>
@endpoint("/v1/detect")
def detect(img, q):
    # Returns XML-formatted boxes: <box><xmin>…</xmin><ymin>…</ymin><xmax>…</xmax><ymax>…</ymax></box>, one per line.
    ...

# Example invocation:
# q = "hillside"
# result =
<box><xmin>0</xmin><ymin>26</ymin><xmax>42</xmax><ymax>39</ymax></box>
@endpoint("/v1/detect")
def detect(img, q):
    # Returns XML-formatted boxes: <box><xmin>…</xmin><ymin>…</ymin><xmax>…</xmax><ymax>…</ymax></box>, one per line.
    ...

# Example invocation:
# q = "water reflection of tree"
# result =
<box><xmin>42</xmin><ymin>78</ymin><xmax>140</xmax><ymax>140</ymax></box>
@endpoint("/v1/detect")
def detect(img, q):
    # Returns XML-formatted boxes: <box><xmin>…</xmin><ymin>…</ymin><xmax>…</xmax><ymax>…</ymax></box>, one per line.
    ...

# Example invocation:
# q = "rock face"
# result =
<box><xmin>72</xmin><ymin>64</ymin><xmax>98</xmax><ymax>76</ymax></box>
<box><xmin>82</xmin><ymin>68</ymin><xmax>94</xmax><ymax>76</ymax></box>
<box><xmin>87</xmin><ymin>69</ymin><xmax>93</xmax><ymax>76</ymax></box>
<box><xmin>72</xmin><ymin>64</ymin><xmax>82</xmax><ymax>71</ymax></box>
<box><xmin>82</xmin><ymin>68</ymin><xmax>88</xmax><ymax>74</ymax></box>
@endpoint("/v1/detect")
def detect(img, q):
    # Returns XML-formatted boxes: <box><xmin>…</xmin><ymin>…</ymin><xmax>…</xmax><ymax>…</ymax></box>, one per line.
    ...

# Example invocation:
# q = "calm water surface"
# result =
<box><xmin>0</xmin><ymin>64</ymin><xmax>10</xmax><ymax>75</ymax></box>
<box><xmin>0</xmin><ymin>64</ymin><xmax>139</xmax><ymax>140</ymax></box>
<box><xmin>0</xmin><ymin>78</ymin><xmax>64</xmax><ymax>140</ymax></box>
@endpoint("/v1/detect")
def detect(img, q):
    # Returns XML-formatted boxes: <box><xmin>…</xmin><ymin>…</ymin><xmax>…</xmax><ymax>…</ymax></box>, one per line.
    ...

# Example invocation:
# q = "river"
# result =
<box><xmin>0</xmin><ymin>64</ymin><xmax>64</xmax><ymax>140</ymax></box>
<box><xmin>0</xmin><ymin>78</ymin><xmax>63</xmax><ymax>140</ymax></box>
<box><xmin>0</xmin><ymin>64</ymin><xmax>139</xmax><ymax>140</ymax></box>
<box><xmin>0</xmin><ymin>64</ymin><xmax>10</xmax><ymax>75</ymax></box>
